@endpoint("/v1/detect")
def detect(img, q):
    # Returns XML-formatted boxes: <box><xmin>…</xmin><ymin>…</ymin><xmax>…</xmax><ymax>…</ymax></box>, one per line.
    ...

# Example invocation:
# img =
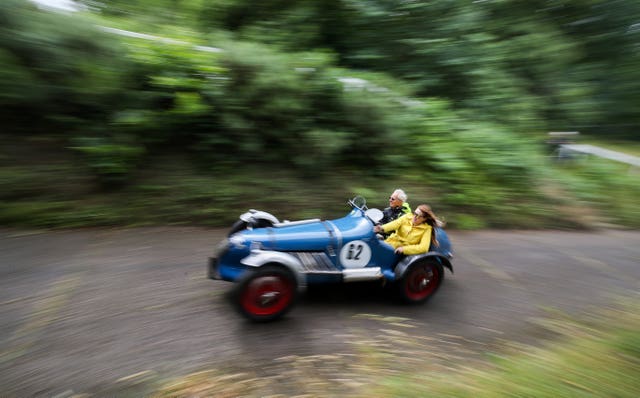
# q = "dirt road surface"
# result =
<box><xmin>1</xmin><ymin>227</ymin><xmax>638</xmax><ymax>396</ymax></box>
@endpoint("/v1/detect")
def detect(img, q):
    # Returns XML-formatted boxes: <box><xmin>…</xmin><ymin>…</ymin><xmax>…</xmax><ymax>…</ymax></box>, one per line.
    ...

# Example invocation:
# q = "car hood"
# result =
<box><xmin>235</xmin><ymin>211</ymin><xmax>373</xmax><ymax>252</ymax></box>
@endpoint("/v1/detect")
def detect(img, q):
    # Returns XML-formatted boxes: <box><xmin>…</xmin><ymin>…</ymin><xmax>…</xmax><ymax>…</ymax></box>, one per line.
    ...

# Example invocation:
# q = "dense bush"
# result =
<box><xmin>0</xmin><ymin>0</ymin><xmax>637</xmax><ymax>228</ymax></box>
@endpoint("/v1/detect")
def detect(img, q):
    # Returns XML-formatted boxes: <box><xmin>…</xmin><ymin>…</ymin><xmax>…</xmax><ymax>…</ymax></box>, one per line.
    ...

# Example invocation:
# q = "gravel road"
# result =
<box><xmin>1</xmin><ymin>227</ymin><xmax>638</xmax><ymax>396</ymax></box>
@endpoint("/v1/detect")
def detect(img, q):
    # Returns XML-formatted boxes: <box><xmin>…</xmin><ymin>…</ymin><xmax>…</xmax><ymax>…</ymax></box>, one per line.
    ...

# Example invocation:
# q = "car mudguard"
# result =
<box><xmin>240</xmin><ymin>249</ymin><xmax>306</xmax><ymax>289</ymax></box>
<box><xmin>394</xmin><ymin>252</ymin><xmax>453</xmax><ymax>280</ymax></box>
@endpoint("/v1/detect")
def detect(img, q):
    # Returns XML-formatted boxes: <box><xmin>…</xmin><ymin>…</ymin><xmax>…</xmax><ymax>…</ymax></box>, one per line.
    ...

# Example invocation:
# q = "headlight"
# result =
<box><xmin>229</xmin><ymin>234</ymin><xmax>247</xmax><ymax>249</ymax></box>
<box><xmin>227</xmin><ymin>235</ymin><xmax>262</xmax><ymax>252</ymax></box>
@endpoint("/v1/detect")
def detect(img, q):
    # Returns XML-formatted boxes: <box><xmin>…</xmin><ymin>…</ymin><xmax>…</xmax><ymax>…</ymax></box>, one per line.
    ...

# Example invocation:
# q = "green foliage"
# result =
<box><xmin>0</xmin><ymin>0</ymin><xmax>130</xmax><ymax>134</ymax></box>
<box><xmin>70</xmin><ymin>135</ymin><xmax>146</xmax><ymax>186</ymax></box>
<box><xmin>195</xmin><ymin>0</ymin><xmax>640</xmax><ymax>137</ymax></box>
<box><xmin>387</xmin><ymin>99</ymin><xmax>554</xmax><ymax>226</ymax></box>
<box><xmin>553</xmin><ymin>158</ymin><xmax>640</xmax><ymax>227</ymax></box>
<box><xmin>1</xmin><ymin>0</ymin><xmax>638</xmax><ymax>228</ymax></box>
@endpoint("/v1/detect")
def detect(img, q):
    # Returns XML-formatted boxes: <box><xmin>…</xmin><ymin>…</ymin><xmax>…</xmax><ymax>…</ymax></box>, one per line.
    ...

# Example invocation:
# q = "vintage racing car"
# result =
<box><xmin>208</xmin><ymin>196</ymin><xmax>453</xmax><ymax>322</ymax></box>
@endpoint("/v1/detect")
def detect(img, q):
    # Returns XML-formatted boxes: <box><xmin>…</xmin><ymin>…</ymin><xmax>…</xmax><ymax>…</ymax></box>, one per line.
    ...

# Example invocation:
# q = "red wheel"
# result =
<box><xmin>233</xmin><ymin>266</ymin><xmax>297</xmax><ymax>322</ymax></box>
<box><xmin>398</xmin><ymin>261</ymin><xmax>443</xmax><ymax>304</ymax></box>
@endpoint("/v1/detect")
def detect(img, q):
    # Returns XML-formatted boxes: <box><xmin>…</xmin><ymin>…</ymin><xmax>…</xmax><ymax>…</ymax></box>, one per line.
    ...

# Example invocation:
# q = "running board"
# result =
<box><xmin>342</xmin><ymin>267</ymin><xmax>383</xmax><ymax>282</ymax></box>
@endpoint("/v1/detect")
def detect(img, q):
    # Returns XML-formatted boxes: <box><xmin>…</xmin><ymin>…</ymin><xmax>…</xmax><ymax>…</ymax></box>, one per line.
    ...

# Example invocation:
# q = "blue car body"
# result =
<box><xmin>209</xmin><ymin>198</ymin><xmax>453</xmax><ymax>321</ymax></box>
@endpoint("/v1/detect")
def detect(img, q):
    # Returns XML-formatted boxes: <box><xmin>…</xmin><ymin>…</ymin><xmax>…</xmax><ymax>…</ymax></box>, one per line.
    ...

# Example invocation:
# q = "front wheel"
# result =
<box><xmin>232</xmin><ymin>266</ymin><xmax>298</xmax><ymax>322</ymax></box>
<box><xmin>397</xmin><ymin>261</ymin><xmax>443</xmax><ymax>304</ymax></box>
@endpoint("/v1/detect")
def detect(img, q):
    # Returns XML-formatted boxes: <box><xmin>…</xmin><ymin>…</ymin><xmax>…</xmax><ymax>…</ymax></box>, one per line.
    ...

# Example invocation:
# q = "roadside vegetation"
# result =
<box><xmin>1</xmin><ymin>0</ymin><xmax>638</xmax><ymax>230</ymax></box>
<box><xmin>551</xmin><ymin>157</ymin><xmax>640</xmax><ymax>228</ymax></box>
<box><xmin>150</xmin><ymin>299</ymin><xmax>640</xmax><ymax>397</ymax></box>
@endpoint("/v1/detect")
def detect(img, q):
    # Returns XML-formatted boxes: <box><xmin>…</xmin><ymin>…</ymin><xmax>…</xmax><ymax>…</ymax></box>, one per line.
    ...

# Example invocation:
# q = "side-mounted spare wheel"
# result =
<box><xmin>397</xmin><ymin>260</ymin><xmax>444</xmax><ymax>304</ymax></box>
<box><xmin>228</xmin><ymin>218</ymin><xmax>275</xmax><ymax>236</ymax></box>
<box><xmin>228</xmin><ymin>210</ymin><xmax>280</xmax><ymax>236</ymax></box>
<box><xmin>231</xmin><ymin>265</ymin><xmax>298</xmax><ymax>322</ymax></box>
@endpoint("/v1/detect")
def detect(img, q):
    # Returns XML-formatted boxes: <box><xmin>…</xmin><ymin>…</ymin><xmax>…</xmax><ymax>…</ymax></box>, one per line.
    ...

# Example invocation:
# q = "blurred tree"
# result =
<box><xmin>190</xmin><ymin>0</ymin><xmax>639</xmax><ymax>138</ymax></box>
<box><xmin>0</xmin><ymin>0</ymin><xmax>129</xmax><ymax>135</ymax></box>
<box><xmin>79</xmin><ymin>0</ymin><xmax>206</xmax><ymax>26</ymax></box>
<box><xmin>550</xmin><ymin>0</ymin><xmax>640</xmax><ymax>137</ymax></box>
<box><xmin>5</xmin><ymin>0</ymin><xmax>635</xmax><ymax>227</ymax></box>
<box><xmin>0</xmin><ymin>0</ymin><xmax>146</xmax><ymax>186</ymax></box>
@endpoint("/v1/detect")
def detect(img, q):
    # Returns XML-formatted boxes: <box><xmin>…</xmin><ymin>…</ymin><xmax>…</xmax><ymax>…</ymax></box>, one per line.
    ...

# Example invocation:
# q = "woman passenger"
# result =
<box><xmin>373</xmin><ymin>204</ymin><xmax>443</xmax><ymax>255</ymax></box>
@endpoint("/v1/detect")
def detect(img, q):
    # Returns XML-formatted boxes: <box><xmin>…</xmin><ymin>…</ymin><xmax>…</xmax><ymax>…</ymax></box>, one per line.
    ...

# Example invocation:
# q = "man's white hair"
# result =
<box><xmin>393</xmin><ymin>189</ymin><xmax>407</xmax><ymax>202</ymax></box>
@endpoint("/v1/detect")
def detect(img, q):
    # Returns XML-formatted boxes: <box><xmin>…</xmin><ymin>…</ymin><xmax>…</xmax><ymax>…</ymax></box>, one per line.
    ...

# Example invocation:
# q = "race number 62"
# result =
<box><xmin>339</xmin><ymin>240</ymin><xmax>371</xmax><ymax>268</ymax></box>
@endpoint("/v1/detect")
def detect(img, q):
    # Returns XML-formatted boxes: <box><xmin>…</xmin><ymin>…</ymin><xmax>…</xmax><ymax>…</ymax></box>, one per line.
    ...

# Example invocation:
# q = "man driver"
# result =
<box><xmin>380</xmin><ymin>189</ymin><xmax>411</xmax><ymax>225</ymax></box>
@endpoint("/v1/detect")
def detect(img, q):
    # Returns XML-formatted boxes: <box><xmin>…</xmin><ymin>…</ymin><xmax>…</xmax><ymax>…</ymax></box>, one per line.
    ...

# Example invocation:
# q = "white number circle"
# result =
<box><xmin>339</xmin><ymin>240</ymin><xmax>371</xmax><ymax>268</ymax></box>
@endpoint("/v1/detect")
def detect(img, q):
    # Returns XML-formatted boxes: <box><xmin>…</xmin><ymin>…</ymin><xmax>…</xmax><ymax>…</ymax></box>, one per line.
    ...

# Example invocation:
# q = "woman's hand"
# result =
<box><xmin>374</xmin><ymin>225</ymin><xmax>382</xmax><ymax>233</ymax></box>
<box><xmin>395</xmin><ymin>247</ymin><xmax>404</xmax><ymax>254</ymax></box>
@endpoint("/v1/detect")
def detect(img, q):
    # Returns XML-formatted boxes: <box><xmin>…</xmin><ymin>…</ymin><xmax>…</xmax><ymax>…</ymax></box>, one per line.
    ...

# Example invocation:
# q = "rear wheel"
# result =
<box><xmin>232</xmin><ymin>266</ymin><xmax>298</xmax><ymax>322</ymax></box>
<box><xmin>397</xmin><ymin>261</ymin><xmax>443</xmax><ymax>304</ymax></box>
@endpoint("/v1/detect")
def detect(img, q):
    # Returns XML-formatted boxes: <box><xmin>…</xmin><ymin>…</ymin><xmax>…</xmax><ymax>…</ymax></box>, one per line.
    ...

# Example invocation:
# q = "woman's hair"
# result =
<box><xmin>415</xmin><ymin>204</ymin><xmax>444</xmax><ymax>247</ymax></box>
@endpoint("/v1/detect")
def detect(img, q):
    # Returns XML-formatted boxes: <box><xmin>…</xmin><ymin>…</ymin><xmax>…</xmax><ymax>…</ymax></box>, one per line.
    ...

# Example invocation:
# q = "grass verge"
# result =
<box><xmin>550</xmin><ymin>157</ymin><xmax>640</xmax><ymax>228</ymax></box>
<box><xmin>150</xmin><ymin>300</ymin><xmax>640</xmax><ymax>397</ymax></box>
<box><xmin>1</xmin><ymin>139</ymin><xmax>638</xmax><ymax>229</ymax></box>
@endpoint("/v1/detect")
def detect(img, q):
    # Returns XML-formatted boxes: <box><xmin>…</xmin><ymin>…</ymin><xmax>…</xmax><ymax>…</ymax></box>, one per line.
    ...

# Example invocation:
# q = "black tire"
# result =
<box><xmin>231</xmin><ymin>266</ymin><xmax>298</xmax><ymax>322</ymax></box>
<box><xmin>396</xmin><ymin>260</ymin><xmax>444</xmax><ymax>304</ymax></box>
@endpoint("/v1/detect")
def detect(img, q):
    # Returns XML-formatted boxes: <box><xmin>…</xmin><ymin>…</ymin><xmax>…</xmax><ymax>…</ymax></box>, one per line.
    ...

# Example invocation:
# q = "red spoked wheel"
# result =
<box><xmin>398</xmin><ymin>261</ymin><xmax>443</xmax><ymax>304</ymax></box>
<box><xmin>233</xmin><ymin>266</ymin><xmax>297</xmax><ymax>322</ymax></box>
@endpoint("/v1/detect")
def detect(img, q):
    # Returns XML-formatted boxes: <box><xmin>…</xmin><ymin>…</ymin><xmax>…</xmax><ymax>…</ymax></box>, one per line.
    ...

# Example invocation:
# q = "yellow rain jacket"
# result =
<box><xmin>380</xmin><ymin>213</ymin><xmax>433</xmax><ymax>255</ymax></box>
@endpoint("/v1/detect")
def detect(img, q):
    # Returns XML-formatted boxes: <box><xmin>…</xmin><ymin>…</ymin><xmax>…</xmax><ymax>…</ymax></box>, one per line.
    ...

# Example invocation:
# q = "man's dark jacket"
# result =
<box><xmin>380</xmin><ymin>202</ymin><xmax>411</xmax><ymax>225</ymax></box>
